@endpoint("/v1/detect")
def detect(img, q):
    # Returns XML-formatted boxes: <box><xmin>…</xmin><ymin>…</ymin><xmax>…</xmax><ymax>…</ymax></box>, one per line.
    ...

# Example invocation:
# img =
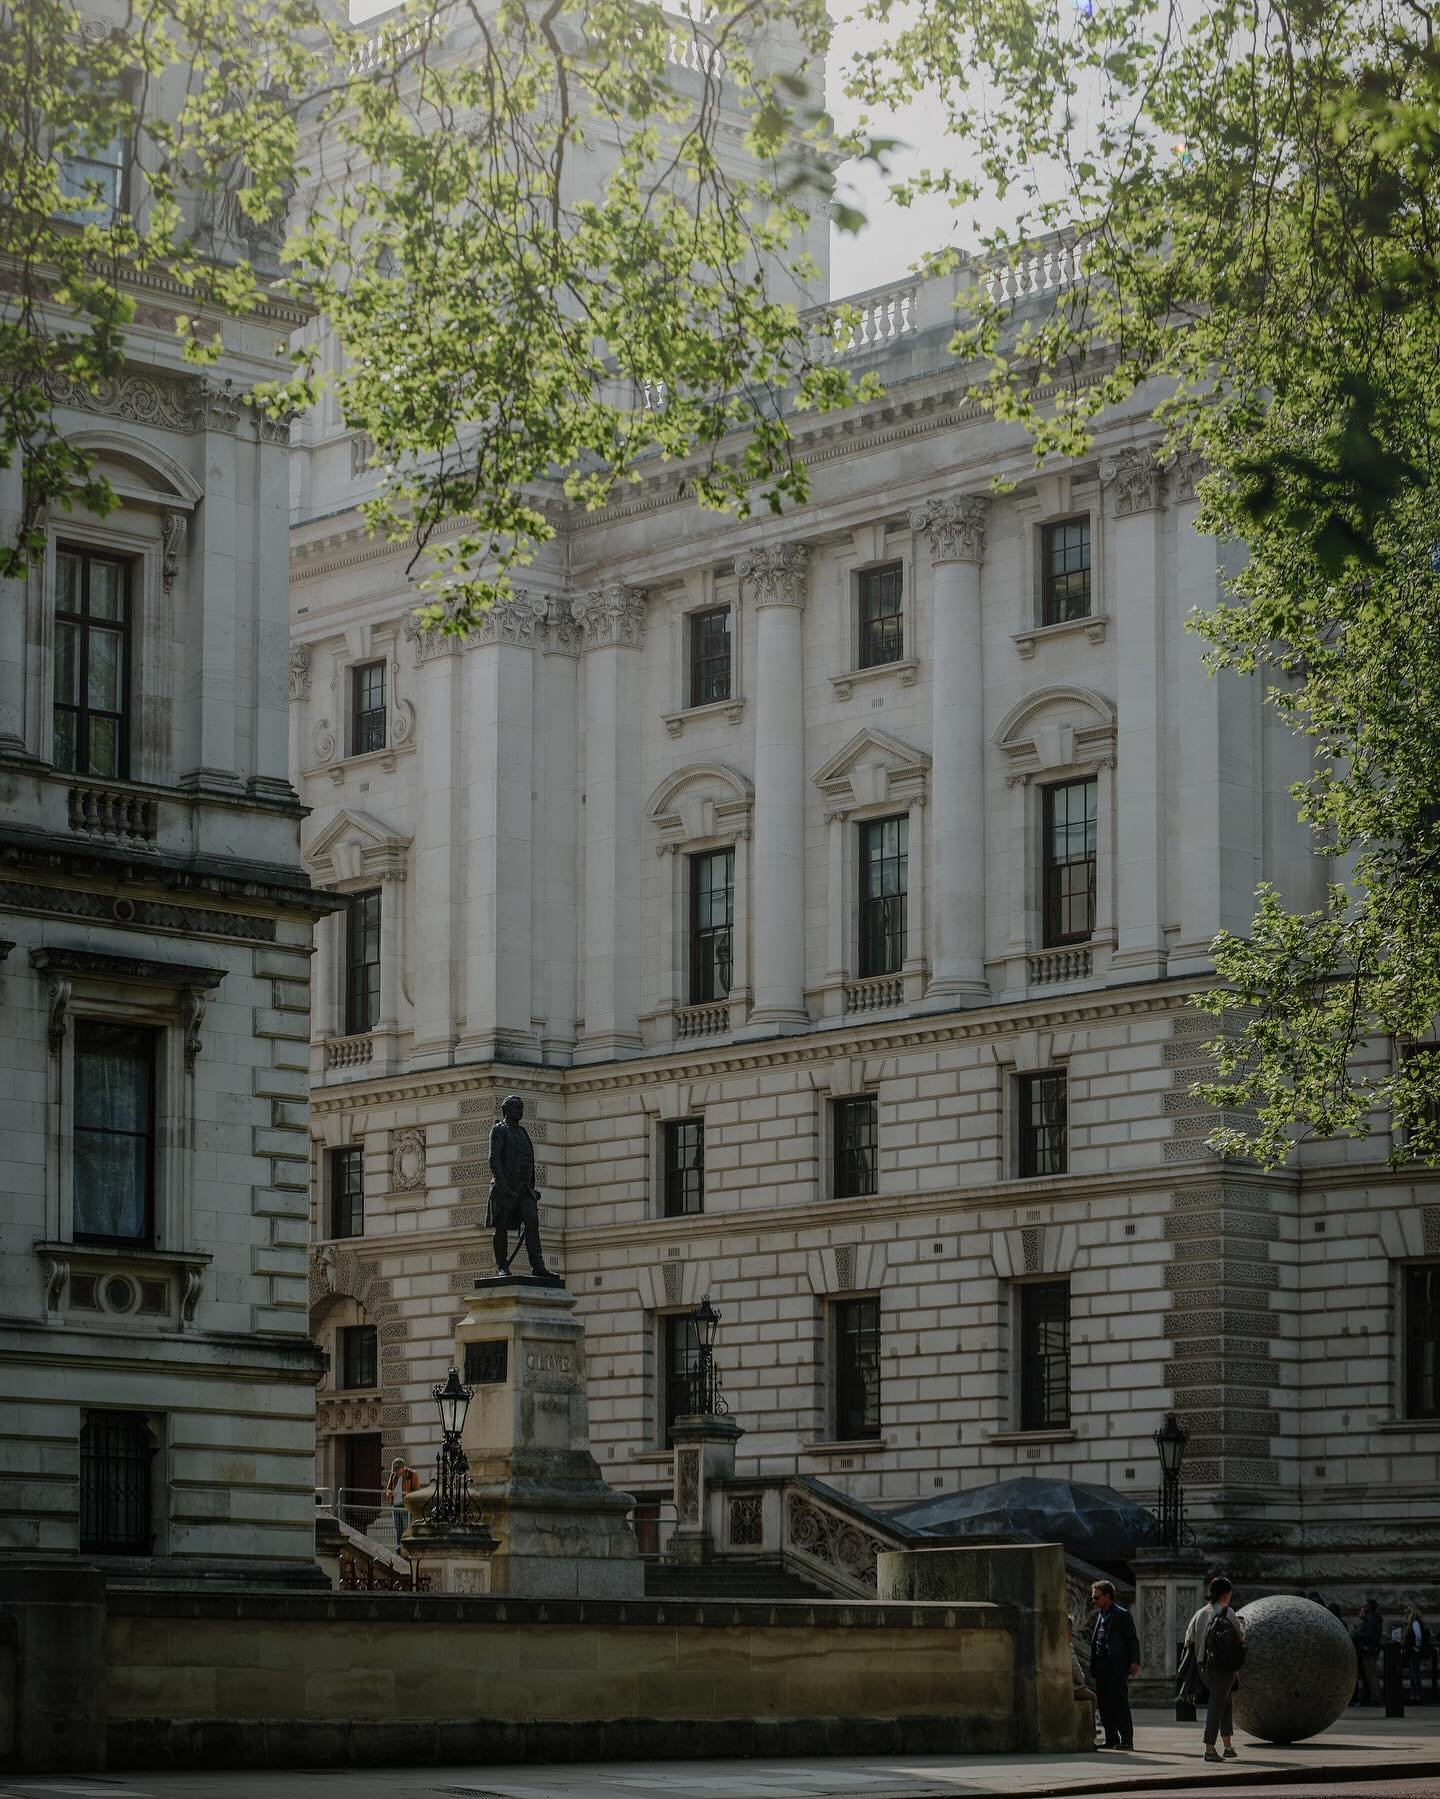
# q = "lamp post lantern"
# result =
<box><xmin>427</xmin><ymin>1364</ymin><xmax>474</xmax><ymax>1526</ymax></box>
<box><xmin>687</xmin><ymin>1294</ymin><xmax>726</xmax><ymax>1417</ymax></box>
<box><xmin>1153</xmin><ymin>1410</ymin><xmax>1189</xmax><ymax>1550</ymax></box>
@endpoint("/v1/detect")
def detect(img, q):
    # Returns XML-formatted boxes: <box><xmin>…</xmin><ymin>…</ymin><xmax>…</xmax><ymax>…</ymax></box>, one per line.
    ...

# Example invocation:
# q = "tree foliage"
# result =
<box><xmin>845</xmin><ymin>0</ymin><xmax>1440</xmax><ymax>1166</ymax></box>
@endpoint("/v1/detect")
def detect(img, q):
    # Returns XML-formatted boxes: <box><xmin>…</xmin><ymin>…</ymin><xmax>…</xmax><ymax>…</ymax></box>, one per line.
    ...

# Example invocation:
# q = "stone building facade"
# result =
<box><xmin>0</xmin><ymin>44</ymin><xmax>330</xmax><ymax>1581</ymax></box>
<box><xmin>294</xmin><ymin>269</ymin><xmax>1440</xmax><ymax>1605</ymax></box>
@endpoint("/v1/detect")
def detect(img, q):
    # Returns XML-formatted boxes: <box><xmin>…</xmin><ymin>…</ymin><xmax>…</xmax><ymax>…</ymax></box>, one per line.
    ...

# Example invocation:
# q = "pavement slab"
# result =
<box><xmin>2</xmin><ymin>1709</ymin><xmax>1438</xmax><ymax>1799</ymax></box>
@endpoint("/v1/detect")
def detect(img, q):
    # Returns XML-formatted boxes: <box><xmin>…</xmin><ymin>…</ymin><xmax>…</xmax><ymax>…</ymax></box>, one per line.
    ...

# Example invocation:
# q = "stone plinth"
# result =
<box><xmin>455</xmin><ymin>1276</ymin><xmax>642</xmax><ymax>1599</ymax></box>
<box><xmin>1130</xmin><ymin>1546</ymin><xmax>1207</xmax><ymax>1705</ymax></box>
<box><xmin>670</xmin><ymin>1413</ymin><xmax>744</xmax><ymax>1565</ymax></box>
<box><xmin>402</xmin><ymin>1515</ymin><xmax>499</xmax><ymax>1596</ymax></box>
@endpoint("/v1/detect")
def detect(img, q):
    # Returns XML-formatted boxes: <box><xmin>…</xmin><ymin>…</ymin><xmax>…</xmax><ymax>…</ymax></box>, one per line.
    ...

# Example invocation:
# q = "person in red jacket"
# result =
<box><xmin>385</xmin><ymin>1456</ymin><xmax>418</xmax><ymax>1548</ymax></box>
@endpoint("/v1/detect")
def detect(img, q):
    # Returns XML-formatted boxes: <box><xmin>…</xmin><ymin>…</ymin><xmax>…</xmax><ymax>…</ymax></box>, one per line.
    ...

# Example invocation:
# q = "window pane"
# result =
<box><xmin>1042</xmin><ymin>779</ymin><xmax>1098</xmax><ymax>946</ymax></box>
<box><xmin>331</xmin><ymin>1146</ymin><xmax>364</xmax><ymax>1240</ymax></box>
<box><xmin>1018</xmin><ymin>1071</ymin><xmax>1068</xmax><ymax>1177</ymax></box>
<box><xmin>664</xmin><ymin>1314</ymin><xmax>700</xmax><ymax>1443</ymax></box>
<box><xmin>52</xmin><ymin>708</ymin><xmax>78</xmax><ymax>772</ymax></box>
<box><xmin>54</xmin><ymin>621</ymin><xmax>79</xmax><ymax>703</ymax></box>
<box><xmin>859</xmin><ymin>817</ymin><xmax>908</xmax><ymax>978</ymax></box>
<box><xmin>858</xmin><ymin>564</ymin><xmax>903</xmax><ymax>669</ymax></box>
<box><xmin>689</xmin><ymin>608</ymin><xmax>731</xmax><ymax>706</ymax></box>
<box><xmin>87</xmin><ymin>626</ymin><xmax>123</xmax><ymax>709</ymax></box>
<box><xmin>87</xmin><ymin>714</ymin><xmax>120</xmax><ymax>778</ymax></box>
<box><xmin>664</xmin><ymin>1119</ymin><xmax>705</xmax><ymax>1217</ymax></box>
<box><xmin>689</xmin><ymin>850</ymin><xmax>734</xmax><ymax>1004</ymax></box>
<box><xmin>345</xmin><ymin>891</ymin><xmax>382</xmax><ymax>1033</ymax></box>
<box><xmin>834</xmin><ymin>1096</ymin><xmax>877</xmax><ymax>1199</ymax></box>
<box><xmin>1406</xmin><ymin>1264</ymin><xmax>1440</xmax><ymax>1419</ymax></box>
<box><xmin>73</xmin><ymin>1023</ymin><xmax>154</xmax><ymax>1243</ymax></box>
<box><xmin>57</xmin><ymin>551</ymin><xmax>82</xmax><ymax>613</ymax></box>
<box><xmin>88</xmin><ymin>557</ymin><xmax>125</xmax><ymax>620</ymax></box>
<box><xmin>1043</xmin><ymin>518</ymin><xmax>1091</xmax><ymax>624</ymax></box>
<box><xmin>835</xmin><ymin>1297</ymin><xmax>881</xmax><ymax>1438</ymax></box>
<box><xmin>1019</xmin><ymin>1281</ymin><xmax>1071</xmax><ymax>1429</ymax></box>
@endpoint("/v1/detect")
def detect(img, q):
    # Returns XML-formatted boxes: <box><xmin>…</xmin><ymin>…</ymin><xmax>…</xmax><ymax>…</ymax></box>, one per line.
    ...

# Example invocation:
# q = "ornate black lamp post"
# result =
<box><xmin>687</xmin><ymin>1294</ymin><xmax>726</xmax><ymax>1416</ymax></box>
<box><xmin>1153</xmin><ymin>1411</ymin><xmax>1189</xmax><ymax>1550</ymax></box>
<box><xmin>427</xmin><ymin>1364</ymin><xmax>474</xmax><ymax>1525</ymax></box>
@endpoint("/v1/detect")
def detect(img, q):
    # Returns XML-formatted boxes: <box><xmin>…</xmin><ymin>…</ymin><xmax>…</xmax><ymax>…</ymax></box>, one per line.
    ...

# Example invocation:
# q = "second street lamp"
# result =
<box><xmin>1153</xmin><ymin>1411</ymin><xmax>1189</xmax><ymax>1550</ymax></box>
<box><xmin>687</xmin><ymin>1294</ymin><xmax>725</xmax><ymax>1417</ymax></box>
<box><xmin>427</xmin><ymin>1364</ymin><xmax>474</xmax><ymax>1526</ymax></box>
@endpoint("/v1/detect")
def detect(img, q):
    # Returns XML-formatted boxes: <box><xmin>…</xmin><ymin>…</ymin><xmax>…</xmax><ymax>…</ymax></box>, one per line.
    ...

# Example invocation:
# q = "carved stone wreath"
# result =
<box><xmin>391</xmin><ymin>1127</ymin><xmax>426</xmax><ymax>1192</ymax></box>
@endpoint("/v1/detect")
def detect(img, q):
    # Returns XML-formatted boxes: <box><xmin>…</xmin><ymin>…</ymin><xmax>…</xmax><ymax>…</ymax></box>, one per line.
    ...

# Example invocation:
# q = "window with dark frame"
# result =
<box><xmin>662</xmin><ymin>1312</ymin><xmax>700</xmax><ymax>1445</ymax></box>
<box><xmin>833</xmin><ymin>1095</ymin><xmax>878</xmax><ymax>1199</ymax></box>
<box><xmin>338</xmin><ymin>1324</ymin><xmax>378</xmax><ymax>1390</ymax></box>
<box><xmin>1399</xmin><ymin>1043</ymin><xmax>1440</xmax><ymax>1153</ymax></box>
<box><xmin>1018</xmin><ymin>1280</ymin><xmax>1071</xmax><ymax>1429</ymax></box>
<box><xmin>688</xmin><ymin>607</ymin><xmax>731</xmax><ymax>707</ymax></box>
<box><xmin>1017</xmin><ymin>1070</ymin><xmax>1068</xmax><ymax>1178</ymax></box>
<box><xmin>1042</xmin><ymin>778</ymin><xmax>1097</xmax><ymax>946</ymax></box>
<box><xmin>1041</xmin><ymin>518</ymin><xmax>1091</xmax><ymax>624</ymax></box>
<box><xmin>53</xmin><ymin>547</ymin><xmax>131</xmax><ymax>779</ymax></box>
<box><xmin>73</xmin><ymin>1020</ymin><xmax>156</xmax><ymax>1245</ymax></box>
<box><xmin>330</xmin><ymin>1145</ymin><xmax>364</xmax><ymax>1240</ymax></box>
<box><xmin>688</xmin><ymin>849</ymin><xmax>734</xmax><ymax>1004</ymax></box>
<box><xmin>663</xmin><ymin>1119</ymin><xmax>705</xmax><ymax>1218</ymax></box>
<box><xmin>1405</xmin><ymin>1263</ymin><xmax>1440</xmax><ymax>1420</ymax></box>
<box><xmin>351</xmin><ymin>660</ymin><xmax>387</xmax><ymax>756</ymax></box>
<box><xmin>833</xmin><ymin>1296</ymin><xmax>881</xmax><ymax>1439</ymax></box>
<box><xmin>58</xmin><ymin>106</ymin><xmax>128</xmax><ymax>225</ymax></box>
<box><xmin>858</xmin><ymin>815</ymin><xmax>908</xmax><ymax>978</ymax></box>
<box><xmin>857</xmin><ymin>563</ymin><xmax>904</xmax><ymax>669</ymax></box>
<box><xmin>79</xmin><ymin>1410</ymin><xmax>153</xmax><ymax>1554</ymax></box>
<box><xmin>344</xmin><ymin>890</ymin><xmax>382</xmax><ymax>1034</ymax></box>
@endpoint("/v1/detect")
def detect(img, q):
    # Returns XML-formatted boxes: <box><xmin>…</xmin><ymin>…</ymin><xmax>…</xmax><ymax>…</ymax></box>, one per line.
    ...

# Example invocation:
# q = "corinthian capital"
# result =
<box><xmin>909</xmin><ymin>495</ymin><xmax>988</xmax><ymax>566</ymax></box>
<box><xmin>735</xmin><ymin>542</ymin><xmax>809</xmax><ymax>607</ymax></box>
<box><xmin>572</xmin><ymin>582</ymin><xmax>646</xmax><ymax>649</ymax></box>
<box><xmin>1099</xmin><ymin>444</ymin><xmax>1166</xmax><ymax>516</ymax></box>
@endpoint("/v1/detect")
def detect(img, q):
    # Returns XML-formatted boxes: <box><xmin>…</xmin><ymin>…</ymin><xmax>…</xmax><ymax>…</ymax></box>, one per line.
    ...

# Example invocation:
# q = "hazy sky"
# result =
<box><xmin>348</xmin><ymin>1</ymin><xmax>986</xmax><ymax>301</ymax></box>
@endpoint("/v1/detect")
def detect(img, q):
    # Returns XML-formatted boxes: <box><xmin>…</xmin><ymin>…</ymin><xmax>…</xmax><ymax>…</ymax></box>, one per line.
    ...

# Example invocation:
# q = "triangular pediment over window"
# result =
<box><xmin>811</xmin><ymin>727</ymin><xmax>929</xmax><ymax>807</ymax></box>
<box><xmin>303</xmin><ymin>808</ymin><xmax>411</xmax><ymax>885</ymax></box>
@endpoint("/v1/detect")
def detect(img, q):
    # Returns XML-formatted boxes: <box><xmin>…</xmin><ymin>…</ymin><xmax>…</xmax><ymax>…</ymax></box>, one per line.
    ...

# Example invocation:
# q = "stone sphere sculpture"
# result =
<box><xmin>1232</xmin><ymin>1595</ymin><xmax>1356</xmax><ymax>1743</ymax></box>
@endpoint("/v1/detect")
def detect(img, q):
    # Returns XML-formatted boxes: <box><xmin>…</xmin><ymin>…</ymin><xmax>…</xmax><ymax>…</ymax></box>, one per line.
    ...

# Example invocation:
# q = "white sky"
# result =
<box><xmin>347</xmin><ymin>0</ymin><xmax>971</xmax><ymax>300</ymax></box>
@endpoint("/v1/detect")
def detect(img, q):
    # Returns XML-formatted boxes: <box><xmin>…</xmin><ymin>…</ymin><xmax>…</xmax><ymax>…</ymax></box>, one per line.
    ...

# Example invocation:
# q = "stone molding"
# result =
<box><xmin>391</xmin><ymin>1127</ymin><xmax>427</xmax><ymax>1192</ymax></box>
<box><xmin>805</xmin><ymin>1241</ymin><xmax>887</xmax><ymax>1296</ymax></box>
<box><xmin>572</xmin><ymin>582</ymin><xmax>646</xmax><ymax>649</ymax></box>
<box><xmin>542</xmin><ymin>594</ymin><xmax>583</xmax><ymax>657</ymax></box>
<box><xmin>1099</xmin><ymin>445</ymin><xmax>1166</xmax><ymax>516</ymax></box>
<box><xmin>908</xmin><ymin>495</ymin><xmax>988</xmax><ymax>566</ymax></box>
<box><xmin>403</xmin><ymin>601</ymin><xmax>466</xmax><ymax>664</ymax></box>
<box><xmin>473</xmin><ymin>589</ymin><xmax>545</xmax><ymax>648</ymax></box>
<box><xmin>1170</xmin><ymin>449</ymin><xmax>1208</xmax><ymax>505</ymax></box>
<box><xmin>991</xmin><ymin>1223</ymin><xmax>1078</xmax><ymax>1279</ymax></box>
<box><xmin>734</xmin><ymin>542</ymin><xmax>809</xmax><ymax>607</ymax></box>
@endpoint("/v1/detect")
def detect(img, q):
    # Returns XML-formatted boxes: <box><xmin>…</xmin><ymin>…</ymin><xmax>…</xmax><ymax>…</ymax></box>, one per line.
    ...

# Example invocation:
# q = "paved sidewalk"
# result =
<box><xmin>1</xmin><ymin>1708</ymin><xmax>1437</xmax><ymax>1799</ymax></box>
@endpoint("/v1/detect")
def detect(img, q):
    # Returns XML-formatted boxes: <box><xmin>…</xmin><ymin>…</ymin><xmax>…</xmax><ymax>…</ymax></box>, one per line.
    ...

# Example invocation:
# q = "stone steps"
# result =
<box><xmin>644</xmin><ymin>1558</ymin><xmax>830</xmax><ymax>1601</ymax></box>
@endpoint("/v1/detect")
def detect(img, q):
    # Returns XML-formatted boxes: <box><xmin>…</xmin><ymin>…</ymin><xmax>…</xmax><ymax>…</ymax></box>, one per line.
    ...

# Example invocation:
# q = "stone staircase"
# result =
<box><xmin>644</xmin><ymin>1556</ymin><xmax>830</xmax><ymax>1602</ymax></box>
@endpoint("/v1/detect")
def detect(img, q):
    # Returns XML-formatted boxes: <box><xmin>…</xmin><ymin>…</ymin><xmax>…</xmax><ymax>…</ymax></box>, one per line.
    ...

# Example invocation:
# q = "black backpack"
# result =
<box><xmin>1201</xmin><ymin>1609</ymin><xmax>1247</xmax><ymax>1675</ymax></box>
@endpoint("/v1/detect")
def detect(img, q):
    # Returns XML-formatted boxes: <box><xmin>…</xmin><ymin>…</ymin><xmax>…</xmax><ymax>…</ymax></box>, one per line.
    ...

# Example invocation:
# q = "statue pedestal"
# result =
<box><xmin>455</xmin><ymin>1276</ymin><xmax>643</xmax><ymax>1600</ymax></box>
<box><xmin>1130</xmin><ymin>1546</ymin><xmax>1208</xmax><ymax>1706</ymax></box>
<box><xmin>670</xmin><ymin>1414</ymin><xmax>744</xmax><ymax>1565</ymax></box>
<box><xmin>402</xmin><ymin>1512</ymin><xmax>498</xmax><ymax>1595</ymax></box>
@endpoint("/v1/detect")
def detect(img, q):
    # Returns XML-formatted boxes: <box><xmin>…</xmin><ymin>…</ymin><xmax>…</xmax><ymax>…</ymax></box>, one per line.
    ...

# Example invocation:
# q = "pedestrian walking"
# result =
<box><xmin>1352</xmin><ymin>1599</ymin><xmax>1382</xmax><ymax>1704</ymax></box>
<box><xmin>1089</xmin><ymin>1579</ymin><xmax>1141</xmax><ymax>1750</ymax></box>
<box><xmin>385</xmin><ymin>1455</ymin><xmax>418</xmax><ymax>1548</ymax></box>
<box><xmin>1185</xmin><ymin>1574</ymin><xmax>1248</xmax><ymax>1763</ymax></box>
<box><xmin>1402</xmin><ymin>1605</ymin><xmax>1430</xmax><ymax>1704</ymax></box>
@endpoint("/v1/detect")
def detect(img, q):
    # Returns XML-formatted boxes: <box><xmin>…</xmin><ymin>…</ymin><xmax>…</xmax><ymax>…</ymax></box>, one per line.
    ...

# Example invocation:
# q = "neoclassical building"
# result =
<box><xmin>294</xmin><ymin>229</ymin><xmax>1440</xmax><ymax>1603</ymax></box>
<box><xmin>0</xmin><ymin>41</ymin><xmax>330</xmax><ymax>1582</ymax></box>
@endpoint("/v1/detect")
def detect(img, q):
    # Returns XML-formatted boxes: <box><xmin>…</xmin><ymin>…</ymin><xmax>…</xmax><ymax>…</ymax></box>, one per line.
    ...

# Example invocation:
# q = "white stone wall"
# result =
<box><xmin>293</xmin><ymin>272</ymin><xmax>1437</xmax><ymax>1607</ymax></box>
<box><xmin>0</xmin><ymin>271</ymin><xmax>327</xmax><ymax>1575</ymax></box>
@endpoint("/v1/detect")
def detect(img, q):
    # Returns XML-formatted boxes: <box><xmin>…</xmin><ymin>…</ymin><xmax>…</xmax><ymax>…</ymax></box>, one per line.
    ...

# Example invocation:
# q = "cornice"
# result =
<box><xmin>307</xmin><ymin>980</ymin><xmax>1216</xmax><ymax>1113</ymax></box>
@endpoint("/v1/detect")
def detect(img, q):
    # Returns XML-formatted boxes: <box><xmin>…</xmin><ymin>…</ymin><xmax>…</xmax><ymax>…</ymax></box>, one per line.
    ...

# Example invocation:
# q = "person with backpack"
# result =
<box><xmin>1403</xmin><ymin>1605</ymin><xmax>1431</xmax><ymax>1704</ymax></box>
<box><xmin>1184</xmin><ymin>1574</ymin><xmax>1248</xmax><ymax>1762</ymax></box>
<box><xmin>1088</xmin><ymin>1579</ymin><xmax>1142</xmax><ymax>1750</ymax></box>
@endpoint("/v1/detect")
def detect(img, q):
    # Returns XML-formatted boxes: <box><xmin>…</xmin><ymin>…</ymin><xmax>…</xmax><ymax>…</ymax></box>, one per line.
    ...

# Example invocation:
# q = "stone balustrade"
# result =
<box><xmin>844</xmin><ymin>973</ymin><xmax>904</xmax><ymax>1014</ymax></box>
<box><xmin>325</xmin><ymin>1032</ymin><xmax>374</xmax><ymax>1070</ymax></box>
<box><xmin>675</xmin><ymin>1001</ymin><xmax>729</xmax><ymax>1040</ymax></box>
<box><xmin>1027</xmin><ymin>944</ymin><xmax>1093</xmax><ymax>986</ymax></box>
<box><xmin>67</xmin><ymin>782</ymin><xmax>158</xmax><ymax>848</ymax></box>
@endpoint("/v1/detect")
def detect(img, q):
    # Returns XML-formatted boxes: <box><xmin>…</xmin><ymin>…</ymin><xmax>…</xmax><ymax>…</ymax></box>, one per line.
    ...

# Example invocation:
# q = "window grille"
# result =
<box><xmin>79</xmin><ymin>1411</ymin><xmax>153</xmax><ymax>1554</ymax></box>
<box><xmin>1018</xmin><ymin>1281</ymin><xmax>1071</xmax><ymax>1429</ymax></box>
<box><xmin>688</xmin><ymin>849</ymin><xmax>734</xmax><ymax>1003</ymax></box>
<box><xmin>663</xmin><ymin>1120</ymin><xmax>704</xmax><ymax>1218</ymax></box>
<box><xmin>834</xmin><ymin>1096</ymin><xmax>878</xmax><ymax>1199</ymax></box>
<box><xmin>1042</xmin><ymin>778</ymin><xmax>1097</xmax><ymax>946</ymax></box>
<box><xmin>1017</xmin><ymin>1071</ymin><xmax>1068</xmax><ymax>1177</ymax></box>
<box><xmin>858</xmin><ymin>815</ymin><xmax>907</xmax><ymax>977</ymax></box>
<box><xmin>688</xmin><ymin>607</ymin><xmax>731</xmax><ymax>706</ymax></box>
<box><xmin>857</xmin><ymin>564</ymin><xmax>903</xmax><ymax>668</ymax></box>
<box><xmin>53</xmin><ymin>547</ymin><xmax>131</xmax><ymax>778</ymax></box>
<box><xmin>73</xmin><ymin>1021</ymin><xmax>156</xmax><ymax>1244</ymax></box>
<box><xmin>833</xmin><ymin>1296</ymin><xmax>881</xmax><ymax>1439</ymax></box>
<box><xmin>1041</xmin><ymin>518</ymin><xmax>1091</xmax><ymax>624</ymax></box>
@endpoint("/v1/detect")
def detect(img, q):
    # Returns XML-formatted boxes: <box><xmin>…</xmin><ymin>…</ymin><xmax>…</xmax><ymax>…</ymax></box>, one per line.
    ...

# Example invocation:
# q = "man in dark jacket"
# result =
<box><xmin>1089</xmin><ymin>1580</ymin><xmax>1141</xmax><ymax>1750</ymax></box>
<box><xmin>487</xmin><ymin>1094</ymin><xmax>554</xmax><ymax>1279</ymax></box>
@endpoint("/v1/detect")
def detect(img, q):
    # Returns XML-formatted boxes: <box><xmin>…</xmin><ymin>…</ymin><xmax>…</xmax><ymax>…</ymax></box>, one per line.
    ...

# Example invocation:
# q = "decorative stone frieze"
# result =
<box><xmin>908</xmin><ymin>494</ymin><xmax>988</xmax><ymax>565</ymax></box>
<box><xmin>403</xmin><ymin>599</ymin><xmax>465</xmax><ymax>664</ymax></box>
<box><xmin>474</xmin><ymin>588</ymin><xmax>545</xmax><ymax>647</ymax></box>
<box><xmin>1170</xmin><ymin>448</ymin><xmax>1208</xmax><ymax>504</ymax></box>
<box><xmin>1099</xmin><ymin>444</ymin><xmax>1166</xmax><ymax>515</ymax></box>
<box><xmin>42</xmin><ymin>367</ymin><xmax>195</xmax><ymax>432</ymax></box>
<box><xmin>542</xmin><ymin>593</ymin><xmax>583</xmax><ymax>656</ymax></box>
<box><xmin>572</xmin><ymin>581</ymin><xmax>646</xmax><ymax>648</ymax></box>
<box><xmin>734</xmin><ymin>542</ymin><xmax>808</xmax><ymax>606</ymax></box>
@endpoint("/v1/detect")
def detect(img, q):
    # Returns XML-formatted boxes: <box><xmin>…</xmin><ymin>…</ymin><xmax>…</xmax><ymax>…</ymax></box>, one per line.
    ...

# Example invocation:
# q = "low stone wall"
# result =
<box><xmin>104</xmin><ymin>1589</ymin><xmax>1018</xmax><ymax>1769</ymax></box>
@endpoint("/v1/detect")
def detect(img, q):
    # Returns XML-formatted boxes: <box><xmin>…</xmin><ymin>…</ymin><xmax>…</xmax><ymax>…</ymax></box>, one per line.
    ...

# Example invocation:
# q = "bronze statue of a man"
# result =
<box><xmin>486</xmin><ymin>1094</ymin><xmax>553</xmax><ymax>1279</ymax></box>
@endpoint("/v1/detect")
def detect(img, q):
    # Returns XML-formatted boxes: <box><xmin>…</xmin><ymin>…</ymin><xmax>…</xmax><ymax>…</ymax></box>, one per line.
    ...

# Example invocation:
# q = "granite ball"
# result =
<box><xmin>1231</xmin><ymin>1595</ymin><xmax>1356</xmax><ymax>1743</ymax></box>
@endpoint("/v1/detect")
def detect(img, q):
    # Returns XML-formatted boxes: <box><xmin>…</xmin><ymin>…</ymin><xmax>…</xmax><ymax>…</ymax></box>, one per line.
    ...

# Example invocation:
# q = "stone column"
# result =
<box><xmin>457</xmin><ymin>592</ymin><xmax>543</xmax><ymax>1065</ymax></box>
<box><xmin>312</xmin><ymin>909</ymin><xmax>338</xmax><ymax>1044</ymax></box>
<box><xmin>903</xmin><ymin>792</ymin><xmax>928</xmax><ymax>1002</ymax></box>
<box><xmin>670</xmin><ymin>1413</ymin><xmax>744</xmax><ymax>1566</ymax></box>
<box><xmin>735</xmin><ymin>543</ymin><xmax>810</xmax><ymax>1033</ymax></box>
<box><xmin>376</xmin><ymin>872</ymin><xmax>401</xmax><ymax>1034</ymax></box>
<box><xmin>0</xmin><ymin>456</ymin><xmax>28</xmax><ymax>753</ymax></box>
<box><xmin>537</xmin><ymin>597</ymin><xmax>582</xmax><ymax>1062</ymax></box>
<box><xmin>1100</xmin><ymin>446</ymin><xmax>1168</xmax><ymax>979</ymax></box>
<box><xmin>572</xmin><ymin>582</ymin><xmax>646</xmax><ymax>1061</ymax></box>
<box><xmin>909</xmin><ymin>495</ymin><xmax>990</xmax><ymax>1003</ymax></box>
<box><xmin>182</xmin><ymin>379</ymin><xmax>244</xmax><ymax>793</ymax></box>
<box><xmin>250</xmin><ymin>417</ymin><xmax>295</xmax><ymax>802</ymax></box>
<box><xmin>406</xmin><ymin>617</ymin><xmax>462</xmax><ymax>1068</ymax></box>
<box><xmin>821</xmin><ymin>805</ymin><xmax>848</xmax><ymax>1020</ymax></box>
